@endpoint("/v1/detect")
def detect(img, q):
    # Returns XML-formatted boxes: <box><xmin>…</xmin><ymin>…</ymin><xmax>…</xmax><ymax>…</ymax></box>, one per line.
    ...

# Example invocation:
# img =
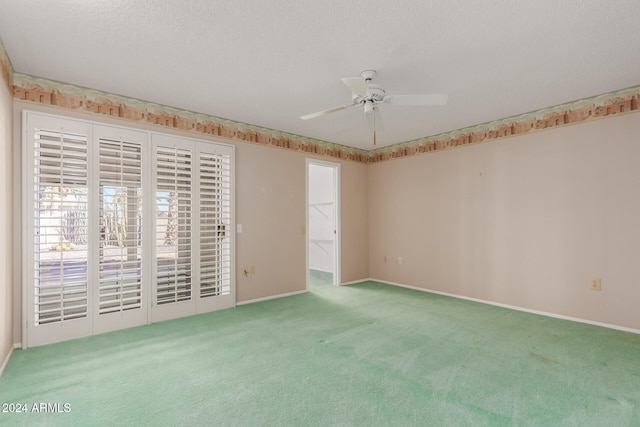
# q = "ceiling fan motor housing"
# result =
<box><xmin>351</xmin><ymin>83</ymin><xmax>386</xmax><ymax>105</ymax></box>
<box><xmin>367</xmin><ymin>83</ymin><xmax>385</xmax><ymax>102</ymax></box>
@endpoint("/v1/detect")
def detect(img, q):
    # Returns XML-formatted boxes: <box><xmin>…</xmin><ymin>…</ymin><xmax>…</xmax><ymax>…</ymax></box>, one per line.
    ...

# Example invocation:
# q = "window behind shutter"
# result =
<box><xmin>98</xmin><ymin>137</ymin><xmax>143</xmax><ymax>314</ymax></box>
<box><xmin>155</xmin><ymin>146</ymin><xmax>193</xmax><ymax>305</ymax></box>
<box><xmin>199</xmin><ymin>152</ymin><xmax>232</xmax><ymax>298</ymax></box>
<box><xmin>33</xmin><ymin>128</ymin><xmax>89</xmax><ymax>325</ymax></box>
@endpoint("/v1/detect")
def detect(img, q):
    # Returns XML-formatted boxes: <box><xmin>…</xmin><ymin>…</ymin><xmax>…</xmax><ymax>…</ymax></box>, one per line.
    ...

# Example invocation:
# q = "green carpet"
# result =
<box><xmin>1</xmin><ymin>281</ymin><xmax>640</xmax><ymax>426</ymax></box>
<box><xmin>309</xmin><ymin>269</ymin><xmax>333</xmax><ymax>286</ymax></box>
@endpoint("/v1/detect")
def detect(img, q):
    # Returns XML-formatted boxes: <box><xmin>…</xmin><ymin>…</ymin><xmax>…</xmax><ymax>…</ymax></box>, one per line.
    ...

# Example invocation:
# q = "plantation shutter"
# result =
<box><xmin>25</xmin><ymin>112</ymin><xmax>234</xmax><ymax>347</ymax></box>
<box><xmin>25</xmin><ymin>114</ymin><xmax>94</xmax><ymax>346</ymax></box>
<box><xmin>33</xmin><ymin>128</ymin><xmax>90</xmax><ymax>324</ymax></box>
<box><xmin>98</xmin><ymin>136</ymin><xmax>144</xmax><ymax>314</ymax></box>
<box><xmin>199</xmin><ymin>151</ymin><xmax>232</xmax><ymax>298</ymax></box>
<box><xmin>154</xmin><ymin>145</ymin><xmax>193</xmax><ymax>307</ymax></box>
<box><xmin>92</xmin><ymin>125</ymin><xmax>149</xmax><ymax>335</ymax></box>
<box><xmin>152</xmin><ymin>136</ymin><xmax>235</xmax><ymax>320</ymax></box>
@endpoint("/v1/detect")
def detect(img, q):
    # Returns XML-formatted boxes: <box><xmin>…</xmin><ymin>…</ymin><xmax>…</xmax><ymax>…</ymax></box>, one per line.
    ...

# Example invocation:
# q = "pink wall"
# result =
<box><xmin>0</xmin><ymin>44</ymin><xmax>13</xmax><ymax>370</ymax></box>
<box><xmin>340</xmin><ymin>159</ymin><xmax>369</xmax><ymax>283</ymax></box>
<box><xmin>369</xmin><ymin>113</ymin><xmax>640</xmax><ymax>330</ymax></box>
<box><xmin>235</xmin><ymin>142</ymin><xmax>308</xmax><ymax>300</ymax></box>
<box><xmin>235</xmin><ymin>143</ymin><xmax>369</xmax><ymax>301</ymax></box>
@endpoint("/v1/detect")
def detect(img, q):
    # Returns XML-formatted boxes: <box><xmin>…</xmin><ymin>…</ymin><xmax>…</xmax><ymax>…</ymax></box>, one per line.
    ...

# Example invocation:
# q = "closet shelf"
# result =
<box><xmin>310</xmin><ymin>239</ymin><xmax>333</xmax><ymax>244</ymax></box>
<box><xmin>309</xmin><ymin>203</ymin><xmax>332</xmax><ymax>219</ymax></box>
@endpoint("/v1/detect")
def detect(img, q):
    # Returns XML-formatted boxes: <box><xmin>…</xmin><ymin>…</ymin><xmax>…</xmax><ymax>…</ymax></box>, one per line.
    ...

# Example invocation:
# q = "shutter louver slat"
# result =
<box><xmin>33</xmin><ymin>128</ymin><xmax>89</xmax><ymax>325</ymax></box>
<box><xmin>98</xmin><ymin>138</ymin><xmax>143</xmax><ymax>315</ymax></box>
<box><xmin>156</xmin><ymin>146</ymin><xmax>192</xmax><ymax>305</ymax></box>
<box><xmin>199</xmin><ymin>152</ymin><xmax>231</xmax><ymax>298</ymax></box>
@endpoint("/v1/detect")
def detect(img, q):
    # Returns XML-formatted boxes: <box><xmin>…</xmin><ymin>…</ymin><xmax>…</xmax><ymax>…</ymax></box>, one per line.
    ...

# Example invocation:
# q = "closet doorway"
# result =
<box><xmin>306</xmin><ymin>160</ymin><xmax>340</xmax><ymax>287</ymax></box>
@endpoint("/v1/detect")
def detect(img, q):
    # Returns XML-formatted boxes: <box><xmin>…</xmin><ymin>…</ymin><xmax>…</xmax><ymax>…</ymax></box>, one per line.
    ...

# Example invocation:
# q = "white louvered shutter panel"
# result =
<box><xmin>98</xmin><ymin>137</ymin><xmax>143</xmax><ymax>314</ymax></box>
<box><xmin>32</xmin><ymin>128</ymin><xmax>89</xmax><ymax>325</ymax></box>
<box><xmin>155</xmin><ymin>146</ymin><xmax>193</xmax><ymax>305</ymax></box>
<box><xmin>25</xmin><ymin>112</ymin><xmax>234</xmax><ymax>346</ymax></box>
<box><xmin>199</xmin><ymin>151</ymin><xmax>232</xmax><ymax>298</ymax></box>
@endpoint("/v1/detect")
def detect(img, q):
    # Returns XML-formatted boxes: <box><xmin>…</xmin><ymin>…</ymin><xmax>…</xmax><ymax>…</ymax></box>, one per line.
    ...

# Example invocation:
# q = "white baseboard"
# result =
<box><xmin>347</xmin><ymin>278</ymin><xmax>640</xmax><ymax>335</ymax></box>
<box><xmin>0</xmin><ymin>346</ymin><xmax>13</xmax><ymax>378</ymax></box>
<box><xmin>236</xmin><ymin>289</ymin><xmax>308</xmax><ymax>306</ymax></box>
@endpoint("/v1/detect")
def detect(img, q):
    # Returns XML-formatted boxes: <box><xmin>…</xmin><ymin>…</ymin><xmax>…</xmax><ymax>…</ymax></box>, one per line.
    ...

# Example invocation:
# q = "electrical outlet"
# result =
<box><xmin>589</xmin><ymin>277</ymin><xmax>602</xmax><ymax>291</ymax></box>
<box><xmin>242</xmin><ymin>267</ymin><xmax>249</xmax><ymax>277</ymax></box>
<box><xmin>397</xmin><ymin>257</ymin><xmax>403</xmax><ymax>265</ymax></box>
<box><xmin>250</xmin><ymin>266</ymin><xmax>255</xmax><ymax>275</ymax></box>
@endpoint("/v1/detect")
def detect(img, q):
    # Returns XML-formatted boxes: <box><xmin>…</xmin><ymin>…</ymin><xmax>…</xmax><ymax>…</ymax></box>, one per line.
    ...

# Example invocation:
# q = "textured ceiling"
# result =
<box><xmin>0</xmin><ymin>1</ymin><xmax>639</xmax><ymax>150</ymax></box>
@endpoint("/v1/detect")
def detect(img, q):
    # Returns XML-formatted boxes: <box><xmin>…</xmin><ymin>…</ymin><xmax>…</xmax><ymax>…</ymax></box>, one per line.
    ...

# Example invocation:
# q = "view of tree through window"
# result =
<box><xmin>33</xmin><ymin>129</ymin><xmax>89</xmax><ymax>325</ymax></box>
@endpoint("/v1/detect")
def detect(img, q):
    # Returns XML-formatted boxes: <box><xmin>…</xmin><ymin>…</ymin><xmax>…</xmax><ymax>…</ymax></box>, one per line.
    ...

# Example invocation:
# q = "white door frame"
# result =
<box><xmin>306</xmin><ymin>159</ymin><xmax>341</xmax><ymax>288</ymax></box>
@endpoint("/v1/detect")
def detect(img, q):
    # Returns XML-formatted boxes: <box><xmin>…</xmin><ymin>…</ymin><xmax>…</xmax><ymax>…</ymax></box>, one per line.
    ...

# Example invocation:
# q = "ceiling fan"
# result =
<box><xmin>300</xmin><ymin>70</ymin><xmax>447</xmax><ymax>145</ymax></box>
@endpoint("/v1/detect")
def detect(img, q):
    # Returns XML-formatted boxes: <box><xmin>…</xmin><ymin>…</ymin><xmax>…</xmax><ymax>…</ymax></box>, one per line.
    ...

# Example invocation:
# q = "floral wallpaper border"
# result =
<box><xmin>369</xmin><ymin>86</ymin><xmax>640</xmax><ymax>163</ymax></box>
<box><xmin>9</xmin><ymin>71</ymin><xmax>640</xmax><ymax>165</ymax></box>
<box><xmin>12</xmin><ymin>73</ymin><xmax>370</xmax><ymax>163</ymax></box>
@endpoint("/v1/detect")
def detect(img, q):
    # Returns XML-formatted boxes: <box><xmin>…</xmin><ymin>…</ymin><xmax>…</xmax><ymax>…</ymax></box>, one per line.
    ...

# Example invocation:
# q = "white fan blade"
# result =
<box><xmin>384</xmin><ymin>94</ymin><xmax>448</xmax><ymax>106</ymax></box>
<box><xmin>365</xmin><ymin>105</ymin><xmax>383</xmax><ymax>132</ymax></box>
<box><xmin>300</xmin><ymin>104</ymin><xmax>354</xmax><ymax>120</ymax></box>
<box><xmin>342</xmin><ymin>77</ymin><xmax>369</xmax><ymax>97</ymax></box>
